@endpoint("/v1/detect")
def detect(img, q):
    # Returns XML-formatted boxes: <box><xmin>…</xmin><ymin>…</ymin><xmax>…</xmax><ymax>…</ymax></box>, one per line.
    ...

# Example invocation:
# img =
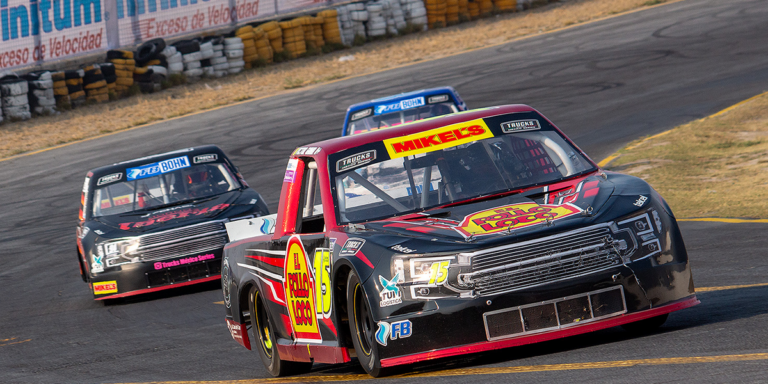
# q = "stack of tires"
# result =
<box><xmin>318</xmin><ymin>9</ymin><xmax>343</xmax><ymax>45</ymax></box>
<box><xmin>280</xmin><ymin>19</ymin><xmax>306</xmax><ymax>58</ymax></box>
<box><xmin>366</xmin><ymin>3</ymin><xmax>387</xmax><ymax>37</ymax></box>
<box><xmin>467</xmin><ymin>0</ymin><xmax>480</xmax><ymax>18</ymax></box>
<box><xmin>260</xmin><ymin>21</ymin><xmax>284</xmax><ymax>56</ymax></box>
<box><xmin>493</xmin><ymin>0</ymin><xmax>515</xmax><ymax>12</ymax></box>
<box><xmin>108</xmin><ymin>50</ymin><xmax>135</xmax><ymax>95</ymax></box>
<box><xmin>478</xmin><ymin>0</ymin><xmax>493</xmax><ymax>16</ymax></box>
<box><xmin>68</xmin><ymin>70</ymin><xmax>86</xmax><ymax>107</ymax></box>
<box><xmin>199</xmin><ymin>41</ymin><xmax>216</xmax><ymax>76</ymax></box>
<box><xmin>348</xmin><ymin>3</ymin><xmax>369</xmax><ymax>39</ymax></box>
<box><xmin>402</xmin><ymin>0</ymin><xmax>428</xmax><ymax>28</ymax></box>
<box><xmin>517</xmin><ymin>0</ymin><xmax>530</xmax><ymax>10</ymax></box>
<box><xmin>252</xmin><ymin>28</ymin><xmax>273</xmax><ymax>63</ymax></box>
<box><xmin>0</xmin><ymin>75</ymin><xmax>32</xmax><ymax>120</ymax></box>
<box><xmin>311</xmin><ymin>16</ymin><xmax>325</xmax><ymax>49</ymax></box>
<box><xmin>425</xmin><ymin>0</ymin><xmax>448</xmax><ymax>28</ymax></box>
<box><xmin>83</xmin><ymin>65</ymin><xmax>109</xmax><ymax>103</ymax></box>
<box><xmin>297</xmin><ymin>17</ymin><xmax>317</xmax><ymax>50</ymax></box>
<box><xmin>458</xmin><ymin>0</ymin><xmax>470</xmax><ymax>20</ymax></box>
<box><xmin>52</xmin><ymin>72</ymin><xmax>70</xmax><ymax>107</ymax></box>
<box><xmin>162</xmin><ymin>46</ymin><xmax>184</xmax><ymax>75</ymax></box>
<box><xmin>335</xmin><ymin>6</ymin><xmax>356</xmax><ymax>45</ymax></box>
<box><xmin>25</xmin><ymin>71</ymin><xmax>57</xmax><ymax>115</ymax></box>
<box><xmin>446</xmin><ymin>0</ymin><xmax>460</xmax><ymax>24</ymax></box>
<box><xmin>205</xmin><ymin>37</ymin><xmax>229</xmax><ymax>76</ymax></box>
<box><xmin>174</xmin><ymin>40</ymin><xmax>203</xmax><ymax>80</ymax></box>
<box><xmin>382</xmin><ymin>0</ymin><xmax>407</xmax><ymax>34</ymax></box>
<box><xmin>224</xmin><ymin>37</ymin><xmax>245</xmax><ymax>74</ymax></box>
<box><xmin>101</xmin><ymin>63</ymin><xmax>117</xmax><ymax>95</ymax></box>
<box><xmin>236</xmin><ymin>26</ymin><xmax>260</xmax><ymax>68</ymax></box>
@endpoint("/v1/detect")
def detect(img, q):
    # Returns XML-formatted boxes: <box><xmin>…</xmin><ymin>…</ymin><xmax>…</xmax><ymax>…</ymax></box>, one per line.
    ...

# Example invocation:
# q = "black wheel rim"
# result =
<box><xmin>254</xmin><ymin>291</ymin><xmax>273</xmax><ymax>359</ymax></box>
<box><xmin>353</xmin><ymin>283</ymin><xmax>374</xmax><ymax>356</ymax></box>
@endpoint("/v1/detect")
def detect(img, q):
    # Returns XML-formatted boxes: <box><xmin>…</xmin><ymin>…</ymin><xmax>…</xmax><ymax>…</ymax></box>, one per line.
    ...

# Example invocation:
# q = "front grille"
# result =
<box><xmin>145</xmin><ymin>259</ymin><xmax>222</xmax><ymax>287</ymax></box>
<box><xmin>461</xmin><ymin>224</ymin><xmax>623</xmax><ymax>296</ymax></box>
<box><xmin>483</xmin><ymin>286</ymin><xmax>626</xmax><ymax>340</ymax></box>
<box><xmin>129</xmin><ymin>221</ymin><xmax>228</xmax><ymax>262</ymax></box>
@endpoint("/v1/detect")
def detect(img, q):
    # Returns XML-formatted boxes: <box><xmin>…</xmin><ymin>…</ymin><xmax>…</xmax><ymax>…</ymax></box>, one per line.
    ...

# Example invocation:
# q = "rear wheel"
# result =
<box><xmin>248</xmin><ymin>286</ymin><xmax>313</xmax><ymax>376</ymax></box>
<box><xmin>621</xmin><ymin>313</ymin><xmax>669</xmax><ymax>333</ymax></box>
<box><xmin>346</xmin><ymin>271</ymin><xmax>393</xmax><ymax>377</ymax></box>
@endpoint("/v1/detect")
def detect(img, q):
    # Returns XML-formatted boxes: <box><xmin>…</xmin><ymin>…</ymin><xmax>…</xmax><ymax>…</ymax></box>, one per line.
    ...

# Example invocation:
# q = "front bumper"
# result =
<box><xmin>90</xmin><ymin>249</ymin><xmax>223</xmax><ymax>300</ymax></box>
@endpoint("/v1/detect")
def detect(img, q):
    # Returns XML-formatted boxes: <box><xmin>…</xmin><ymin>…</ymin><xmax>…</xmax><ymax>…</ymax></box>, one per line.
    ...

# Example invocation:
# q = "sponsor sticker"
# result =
<box><xmin>226</xmin><ymin>319</ymin><xmax>251</xmax><ymax>350</ymax></box>
<box><xmin>375</xmin><ymin>96</ymin><xmax>425</xmax><ymax>115</ymax></box>
<box><xmin>284</xmin><ymin>158</ymin><xmax>299</xmax><ymax>183</ymax></box>
<box><xmin>283</xmin><ymin>236</ymin><xmax>322</xmax><ymax>343</ymax></box>
<box><xmin>427</xmin><ymin>94</ymin><xmax>450</xmax><ymax>104</ymax></box>
<box><xmin>391</xmin><ymin>244</ymin><xmax>416</xmax><ymax>254</ymax></box>
<box><xmin>91</xmin><ymin>251</ymin><xmax>104</xmax><ymax>273</ymax></box>
<box><xmin>375</xmin><ymin>320</ymin><xmax>412</xmax><ymax>346</ymax></box>
<box><xmin>97</xmin><ymin>173</ymin><xmax>123</xmax><ymax>186</ymax></box>
<box><xmin>340</xmin><ymin>238</ymin><xmax>365</xmax><ymax>256</ymax></box>
<box><xmin>93</xmin><ymin>281</ymin><xmax>118</xmax><ymax>295</ymax></box>
<box><xmin>127</xmin><ymin>156</ymin><xmax>190</xmax><ymax>181</ymax></box>
<box><xmin>351</xmin><ymin>108</ymin><xmax>372</xmax><ymax>121</ymax></box>
<box><xmin>378</xmin><ymin>274</ymin><xmax>403</xmax><ymax>307</ymax></box>
<box><xmin>501</xmin><ymin>119</ymin><xmax>541</xmax><ymax>133</ymax></box>
<box><xmin>193</xmin><ymin>154</ymin><xmax>218</xmax><ymax>163</ymax></box>
<box><xmin>337</xmin><ymin>150</ymin><xmax>376</xmax><ymax>172</ymax></box>
<box><xmin>153</xmin><ymin>253</ymin><xmax>216</xmax><ymax>270</ymax></box>
<box><xmin>634</xmin><ymin>195</ymin><xmax>648</xmax><ymax>207</ymax></box>
<box><xmin>383</xmin><ymin>118</ymin><xmax>494</xmax><ymax>159</ymax></box>
<box><xmin>454</xmin><ymin>202</ymin><xmax>582</xmax><ymax>238</ymax></box>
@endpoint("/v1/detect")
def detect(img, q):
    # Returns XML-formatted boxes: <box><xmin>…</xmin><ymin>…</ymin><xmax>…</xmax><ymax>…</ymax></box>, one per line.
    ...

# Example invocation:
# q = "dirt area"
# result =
<box><xmin>606</xmin><ymin>92</ymin><xmax>768</xmax><ymax>219</ymax></box>
<box><xmin>0</xmin><ymin>0</ymin><xmax>667</xmax><ymax>160</ymax></box>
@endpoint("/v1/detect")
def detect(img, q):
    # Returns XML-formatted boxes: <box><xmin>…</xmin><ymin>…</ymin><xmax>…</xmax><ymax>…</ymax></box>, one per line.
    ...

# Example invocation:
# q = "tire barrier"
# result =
<box><xmin>1</xmin><ymin>0</ymin><xmax>535</xmax><ymax>123</ymax></box>
<box><xmin>24</xmin><ymin>71</ymin><xmax>57</xmax><ymax>116</ymax></box>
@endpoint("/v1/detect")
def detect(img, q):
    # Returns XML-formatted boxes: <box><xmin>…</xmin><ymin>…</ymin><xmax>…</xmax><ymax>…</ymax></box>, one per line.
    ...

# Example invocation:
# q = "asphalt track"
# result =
<box><xmin>2</xmin><ymin>0</ymin><xmax>768</xmax><ymax>382</ymax></box>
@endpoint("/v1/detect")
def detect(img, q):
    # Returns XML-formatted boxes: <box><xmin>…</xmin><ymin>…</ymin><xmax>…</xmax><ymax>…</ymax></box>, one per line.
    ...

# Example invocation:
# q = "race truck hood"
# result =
<box><xmin>93</xmin><ymin>190</ymin><xmax>256</xmax><ymax>234</ymax></box>
<box><xmin>347</xmin><ymin>174</ymin><xmax>618</xmax><ymax>254</ymax></box>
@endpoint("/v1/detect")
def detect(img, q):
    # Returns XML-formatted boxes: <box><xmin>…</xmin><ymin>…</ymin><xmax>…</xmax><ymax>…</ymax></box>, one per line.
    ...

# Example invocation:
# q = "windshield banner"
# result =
<box><xmin>126</xmin><ymin>155</ymin><xmax>190</xmax><ymax>181</ymax></box>
<box><xmin>375</xmin><ymin>96</ymin><xmax>425</xmax><ymax>115</ymax></box>
<box><xmin>383</xmin><ymin>118</ymin><xmax>494</xmax><ymax>159</ymax></box>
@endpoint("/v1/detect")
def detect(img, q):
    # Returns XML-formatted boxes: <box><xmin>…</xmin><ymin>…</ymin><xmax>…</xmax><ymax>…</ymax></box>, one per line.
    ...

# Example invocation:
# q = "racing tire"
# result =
<box><xmin>346</xmin><ymin>271</ymin><xmax>393</xmax><ymax>378</ymax></box>
<box><xmin>621</xmin><ymin>314</ymin><xmax>669</xmax><ymax>333</ymax></box>
<box><xmin>248</xmin><ymin>286</ymin><xmax>313</xmax><ymax>377</ymax></box>
<box><xmin>135</xmin><ymin>38</ymin><xmax>166</xmax><ymax>66</ymax></box>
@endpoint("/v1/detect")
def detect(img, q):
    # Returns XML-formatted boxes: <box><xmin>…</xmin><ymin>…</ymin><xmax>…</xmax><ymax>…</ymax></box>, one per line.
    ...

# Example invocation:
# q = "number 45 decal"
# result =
<box><xmin>428</xmin><ymin>260</ymin><xmax>450</xmax><ymax>285</ymax></box>
<box><xmin>313</xmin><ymin>249</ymin><xmax>332</xmax><ymax>318</ymax></box>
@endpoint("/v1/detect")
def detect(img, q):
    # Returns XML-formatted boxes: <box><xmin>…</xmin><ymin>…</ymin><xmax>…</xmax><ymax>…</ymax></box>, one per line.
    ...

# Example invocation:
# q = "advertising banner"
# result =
<box><xmin>0</xmin><ymin>0</ymin><xmax>106</xmax><ymax>69</ymax></box>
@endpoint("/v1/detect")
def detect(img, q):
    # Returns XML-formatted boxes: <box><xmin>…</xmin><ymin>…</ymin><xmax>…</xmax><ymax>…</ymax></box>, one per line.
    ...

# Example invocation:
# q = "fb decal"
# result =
<box><xmin>127</xmin><ymin>156</ymin><xmax>190</xmax><ymax>181</ymax></box>
<box><xmin>378</xmin><ymin>273</ymin><xmax>403</xmax><ymax>307</ymax></box>
<box><xmin>283</xmin><ymin>236</ymin><xmax>322</xmax><ymax>343</ymax></box>
<box><xmin>375</xmin><ymin>320</ymin><xmax>412</xmax><ymax>346</ymax></box>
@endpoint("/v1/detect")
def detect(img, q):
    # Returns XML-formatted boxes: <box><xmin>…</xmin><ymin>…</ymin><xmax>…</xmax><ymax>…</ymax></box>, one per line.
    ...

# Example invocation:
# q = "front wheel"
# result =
<box><xmin>346</xmin><ymin>271</ymin><xmax>394</xmax><ymax>377</ymax></box>
<box><xmin>248</xmin><ymin>286</ymin><xmax>312</xmax><ymax>376</ymax></box>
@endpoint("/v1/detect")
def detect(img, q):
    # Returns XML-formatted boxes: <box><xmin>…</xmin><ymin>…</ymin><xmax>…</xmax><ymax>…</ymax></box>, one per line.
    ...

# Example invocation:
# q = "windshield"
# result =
<box><xmin>91</xmin><ymin>162</ymin><xmax>241</xmax><ymax>217</ymax></box>
<box><xmin>333</xmin><ymin>131</ymin><xmax>594</xmax><ymax>223</ymax></box>
<box><xmin>346</xmin><ymin>102</ymin><xmax>458</xmax><ymax>135</ymax></box>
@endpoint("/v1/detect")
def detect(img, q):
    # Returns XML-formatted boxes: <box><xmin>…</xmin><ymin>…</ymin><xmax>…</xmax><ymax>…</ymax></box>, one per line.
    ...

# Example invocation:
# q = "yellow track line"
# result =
<box><xmin>678</xmin><ymin>218</ymin><xmax>768</xmax><ymax>224</ymax></box>
<box><xmin>1</xmin><ymin>0</ymin><xmax>684</xmax><ymax>164</ymax></box>
<box><xmin>697</xmin><ymin>282</ymin><xmax>768</xmax><ymax>293</ymax></box>
<box><xmin>598</xmin><ymin>90</ymin><xmax>768</xmax><ymax>167</ymax></box>
<box><xmin>117</xmin><ymin>352</ymin><xmax>768</xmax><ymax>383</ymax></box>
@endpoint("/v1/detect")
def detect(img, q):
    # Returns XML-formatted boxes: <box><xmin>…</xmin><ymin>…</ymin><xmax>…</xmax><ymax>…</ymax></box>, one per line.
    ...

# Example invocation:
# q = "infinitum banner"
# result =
<box><xmin>0</xmin><ymin>0</ymin><xmax>342</xmax><ymax>70</ymax></box>
<box><xmin>0</xmin><ymin>0</ymin><xmax>106</xmax><ymax>69</ymax></box>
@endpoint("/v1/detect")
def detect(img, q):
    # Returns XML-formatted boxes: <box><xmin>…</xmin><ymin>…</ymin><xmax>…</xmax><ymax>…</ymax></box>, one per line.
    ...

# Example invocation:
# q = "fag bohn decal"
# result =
<box><xmin>283</xmin><ymin>236</ymin><xmax>322</xmax><ymax>343</ymax></box>
<box><xmin>383</xmin><ymin>118</ymin><xmax>494</xmax><ymax>158</ymax></box>
<box><xmin>454</xmin><ymin>202</ymin><xmax>582</xmax><ymax>237</ymax></box>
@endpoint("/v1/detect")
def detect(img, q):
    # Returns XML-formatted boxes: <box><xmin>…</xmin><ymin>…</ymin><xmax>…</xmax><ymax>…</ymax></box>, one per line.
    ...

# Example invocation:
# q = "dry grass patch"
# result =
<box><xmin>607</xmin><ymin>92</ymin><xmax>768</xmax><ymax>219</ymax></box>
<box><xmin>0</xmin><ymin>0</ymin><xmax>666</xmax><ymax>160</ymax></box>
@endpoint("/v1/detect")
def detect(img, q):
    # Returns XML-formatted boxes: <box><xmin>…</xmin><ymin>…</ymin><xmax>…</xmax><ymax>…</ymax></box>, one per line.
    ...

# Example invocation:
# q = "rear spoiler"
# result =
<box><xmin>225</xmin><ymin>214</ymin><xmax>277</xmax><ymax>242</ymax></box>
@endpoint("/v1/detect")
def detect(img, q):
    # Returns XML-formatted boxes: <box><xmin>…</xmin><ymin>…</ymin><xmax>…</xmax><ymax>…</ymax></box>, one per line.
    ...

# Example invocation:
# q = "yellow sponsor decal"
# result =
<box><xmin>283</xmin><ymin>235</ymin><xmax>322</xmax><ymax>343</ymax></box>
<box><xmin>93</xmin><ymin>281</ymin><xmax>118</xmax><ymax>295</ymax></box>
<box><xmin>454</xmin><ymin>202</ymin><xmax>582</xmax><ymax>238</ymax></box>
<box><xmin>383</xmin><ymin>118</ymin><xmax>494</xmax><ymax>159</ymax></box>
